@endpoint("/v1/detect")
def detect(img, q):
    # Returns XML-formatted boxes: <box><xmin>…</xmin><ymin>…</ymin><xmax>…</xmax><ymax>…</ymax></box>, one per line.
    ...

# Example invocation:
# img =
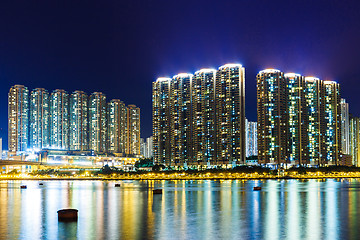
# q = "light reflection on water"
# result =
<box><xmin>0</xmin><ymin>179</ymin><xmax>360</xmax><ymax>240</ymax></box>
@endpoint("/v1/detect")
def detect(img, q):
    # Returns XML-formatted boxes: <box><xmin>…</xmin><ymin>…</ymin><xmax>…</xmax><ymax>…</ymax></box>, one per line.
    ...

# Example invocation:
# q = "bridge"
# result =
<box><xmin>0</xmin><ymin>160</ymin><xmax>42</xmax><ymax>166</ymax></box>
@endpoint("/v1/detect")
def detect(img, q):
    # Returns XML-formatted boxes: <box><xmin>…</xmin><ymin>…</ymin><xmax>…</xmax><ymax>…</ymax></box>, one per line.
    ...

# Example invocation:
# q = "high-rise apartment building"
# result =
<box><xmin>50</xmin><ymin>89</ymin><xmax>69</xmax><ymax>150</ymax></box>
<box><xmin>8</xmin><ymin>85</ymin><xmax>138</xmax><ymax>155</ymax></box>
<box><xmin>350</xmin><ymin>116</ymin><xmax>360</xmax><ymax>166</ymax></box>
<box><xmin>322</xmin><ymin>81</ymin><xmax>341</xmax><ymax>165</ymax></box>
<box><xmin>140</xmin><ymin>136</ymin><xmax>153</xmax><ymax>158</ymax></box>
<box><xmin>245</xmin><ymin>119</ymin><xmax>257</xmax><ymax>158</ymax></box>
<box><xmin>285</xmin><ymin>73</ymin><xmax>307</xmax><ymax>165</ymax></box>
<box><xmin>192</xmin><ymin>69</ymin><xmax>217</xmax><ymax>165</ymax></box>
<box><xmin>140</xmin><ymin>138</ymin><xmax>146</xmax><ymax>156</ymax></box>
<box><xmin>69</xmin><ymin>91</ymin><xmax>89</xmax><ymax>151</ymax></box>
<box><xmin>171</xmin><ymin>73</ymin><xmax>193</xmax><ymax>165</ymax></box>
<box><xmin>29</xmin><ymin>88</ymin><xmax>50</xmax><ymax>150</ymax></box>
<box><xmin>89</xmin><ymin>92</ymin><xmax>107</xmax><ymax>153</ymax></box>
<box><xmin>216</xmin><ymin>64</ymin><xmax>246</xmax><ymax>165</ymax></box>
<box><xmin>153</xmin><ymin>77</ymin><xmax>172</xmax><ymax>165</ymax></box>
<box><xmin>146</xmin><ymin>136</ymin><xmax>153</xmax><ymax>158</ymax></box>
<box><xmin>257</xmin><ymin>69</ymin><xmax>286</xmax><ymax>165</ymax></box>
<box><xmin>8</xmin><ymin>85</ymin><xmax>29</xmax><ymax>152</ymax></box>
<box><xmin>304</xmin><ymin>77</ymin><xmax>323</xmax><ymax>165</ymax></box>
<box><xmin>107</xmin><ymin>99</ymin><xmax>127</xmax><ymax>154</ymax></box>
<box><xmin>126</xmin><ymin>104</ymin><xmax>140</xmax><ymax>155</ymax></box>
<box><xmin>153</xmin><ymin>63</ymin><xmax>246</xmax><ymax>167</ymax></box>
<box><xmin>340</xmin><ymin>98</ymin><xmax>350</xmax><ymax>154</ymax></box>
<box><xmin>257</xmin><ymin>69</ymin><xmax>342</xmax><ymax>166</ymax></box>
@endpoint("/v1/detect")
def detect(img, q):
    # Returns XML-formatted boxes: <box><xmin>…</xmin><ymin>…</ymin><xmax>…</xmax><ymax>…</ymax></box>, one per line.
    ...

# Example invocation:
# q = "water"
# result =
<box><xmin>0</xmin><ymin>179</ymin><xmax>360</xmax><ymax>240</ymax></box>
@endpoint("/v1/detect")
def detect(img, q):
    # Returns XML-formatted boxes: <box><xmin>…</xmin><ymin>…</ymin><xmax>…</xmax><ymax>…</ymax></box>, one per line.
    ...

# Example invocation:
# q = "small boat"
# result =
<box><xmin>253</xmin><ymin>186</ymin><xmax>261</xmax><ymax>191</ymax></box>
<box><xmin>57</xmin><ymin>209</ymin><xmax>78</xmax><ymax>221</ymax></box>
<box><xmin>115</xmin><ymin>183</ymin><xmax>121</xmax><ymax>187</ymax></box>
<box><xmin>39</xmin><ymin>183</ymin><xmax>44</xmax><ymax>186</ymax></box>
<box><xmin>20</xmin><ymin>185</ymin><xmax>27</xmax><ymax>189</ymax></box>
<box><xmin>153</xmin><ymin>189</ymin><xmax>162</xmax><ymax>194</ymax></box>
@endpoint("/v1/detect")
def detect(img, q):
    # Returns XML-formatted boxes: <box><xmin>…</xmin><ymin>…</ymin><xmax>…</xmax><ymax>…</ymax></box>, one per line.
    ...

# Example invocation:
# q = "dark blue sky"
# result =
<box><xmin>1</xmin><ymin>0</ymin><xmax>360</xmax><ymax>148</ymax></box>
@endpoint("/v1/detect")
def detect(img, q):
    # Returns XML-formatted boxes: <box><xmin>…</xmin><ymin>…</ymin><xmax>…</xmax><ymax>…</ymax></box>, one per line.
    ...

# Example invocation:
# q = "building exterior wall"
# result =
<box><xmin>192</xmin><ymin>69</ymin><xmax>217</xmax><ymax>165</ymax></box>
<box><xmin>257</xmin><ymin>69</ymin><xmax>286</xmax><ymax>165</ymax></box>
<box><xmin>126</xmin><ymin>104</ymin><xmax>140</xmax><ymax>155</ymax></box>
<box><xmin>285</xmin><ymin>74</ymin><xmax>307</xmax><ymax>165</ymax></box>
<box><xmin>89</xmin><ymin>92</ymin><xmax>107</xmax><ymax>153</ymax></box>
<box><xmin>257</xmin><ymin>71</ymin><xmax>342</xmax><ymax>166</ymax></box>
<box><xmin>153</xmin><ymin>64</ymin><xmax>246</xmax><ymax>167</ymax></box>
<box><xmin>29</xmin><ymin>88</ymin><xmax>50</xmax><ymax>150</ymax></box>
<box><xmin>216</xmin><ymin>64</ymin><xmax>246</xmax><ymax>165</ymax></box>
<box><xmin>341</xmin><ymin>98</ymin><xmax>350</xmax><ymax>154</ymax></box>
<box><xmin>322</xmin><ymin>81</ymin><xmax>341</xmax><ymax>165</ymax></box>
<box><xmin>146</xmin><ymin>136</ymin><xmax>153</xmax><ymax>158</ymax></box>
<box><xmin>304</xmin><ymin>77</ymin><xmax>324</xmax><ymax>165</ymax></box>
<box><xmin>107</xmin><ymin>99</ymin><xmax>127</xmax><ymax>154</ymax></box>
<box><xmin>8</xmin><ymin>85</ymin><xmax>29</xmax><ymax>152</ymax></box>
<box><xmin>69</xmin><ymin>91</ymin><xmax>89</xmax><ymax>151</ymax></box>
<box><xmin>153</xmin><ymin>78</ymin><xmax>172</xmax><ymax>165</ymax></box>
<box><xmin>350</xmin><ymin>116</ymin><xmax>360</xmax><ymax>166</ymax></box>
<box><xmin>50</xmin><ymin>89</ymin><xmax>69</xmax><ymax>150</ymax></box>
<box><xmin>171</xmin><ymin>73</ymin><xmax>193</xmax><ymax>165</ymax></box>
<box><xmin>246</xmin><ymin>119</ymin><xmax>257</xmax><ymax>157</ymax></box>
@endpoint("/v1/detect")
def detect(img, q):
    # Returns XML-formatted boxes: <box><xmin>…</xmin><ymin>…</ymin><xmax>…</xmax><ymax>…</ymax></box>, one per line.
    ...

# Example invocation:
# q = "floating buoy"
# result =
<box><xmin>153</xmin><ymin>189</ymin><xmax>162</xmax><ymax>194</ymax></box>
<box><xmin>115</xmin><ymin>183</ymin><xmax>121</xmax><ymax>187</ymax></box>
<box><xmin>57</xmin><ymin>209</ymin><xmax>78</xmax><ymax>221</ymax></box>
<box><xmin>20</xmin><ymin>185</ymin><xmax>27</xmax><ymax>189</ymax></box>
<box><xmin>253</xmin><ymin>186</ymin><xmax>261</xmax><ymax>191</ymax></box>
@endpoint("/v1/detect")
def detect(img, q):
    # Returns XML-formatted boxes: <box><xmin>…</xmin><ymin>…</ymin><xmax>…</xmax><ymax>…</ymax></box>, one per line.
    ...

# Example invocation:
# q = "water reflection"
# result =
<box><xmin>1</xmin><ymin>179</ymin><xmax>360</xmax><ymax>239</ymax></box>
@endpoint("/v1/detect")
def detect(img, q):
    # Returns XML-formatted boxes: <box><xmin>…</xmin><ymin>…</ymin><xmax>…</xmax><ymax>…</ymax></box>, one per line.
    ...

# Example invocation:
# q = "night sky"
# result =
<box><xmin>1</xmin><ymin>0</ymin><xmax>360</xmax><ymax>149</ymax></box>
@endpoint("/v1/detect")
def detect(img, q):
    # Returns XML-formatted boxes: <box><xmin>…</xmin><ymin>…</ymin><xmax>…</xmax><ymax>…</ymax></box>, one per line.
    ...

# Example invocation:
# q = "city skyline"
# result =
<box><xmin>257</xmin><ymin>69</ymin><xmax>343</xmax><ymax>166</ymax></box>
<box><xmin>153</xmin><ymin>64</ymin><xmax>246</xmax><ymax>167</ymax></box>
<box><xmin>1</xmin><ymin>1</ymin><xmax>360</xmax><ymax>149</ymax></box>
<box><xmin>2</xmin><ymin>1</ymin><xmax>360</xmax><ymax>239</ymax></box>
<box><xmin>8</xmin><ymin>85</ymin><xmax>140</xmax><ymax>155</ymax></box>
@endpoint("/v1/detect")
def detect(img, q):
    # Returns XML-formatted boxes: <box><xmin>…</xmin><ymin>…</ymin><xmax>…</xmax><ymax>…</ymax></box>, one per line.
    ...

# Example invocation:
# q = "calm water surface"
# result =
<box><xmin>1</xmin><ymin>179</ymin><xmax>360</xmax><ymax>240</ymax></box>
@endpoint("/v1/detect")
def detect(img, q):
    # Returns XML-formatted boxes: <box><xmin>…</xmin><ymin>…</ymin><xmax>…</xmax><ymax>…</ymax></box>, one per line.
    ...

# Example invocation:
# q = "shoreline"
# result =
<box><xmin>1</xmin><ymin>175</ymin><xmax>360</xmax><ymax>181</ymax></box>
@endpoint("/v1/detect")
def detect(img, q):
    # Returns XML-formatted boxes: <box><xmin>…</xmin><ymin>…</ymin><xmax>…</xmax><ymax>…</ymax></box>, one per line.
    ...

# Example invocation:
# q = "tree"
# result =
<box><xmin>135</xmin><ymin>158</ymin><xmax>154</xmax><ymax>168</ymax></box>
<box><xmin>152</xmin><ymin>164</ymin><xmax>165</xmax><ymax>171</ymax></box>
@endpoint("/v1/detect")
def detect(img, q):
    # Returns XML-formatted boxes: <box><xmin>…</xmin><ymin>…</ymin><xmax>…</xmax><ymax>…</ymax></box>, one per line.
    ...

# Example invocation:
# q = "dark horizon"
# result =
<box><xmin>1</xmin><ymin>0</ymin><xmax>360</xmax><ymax>149</ymax></box>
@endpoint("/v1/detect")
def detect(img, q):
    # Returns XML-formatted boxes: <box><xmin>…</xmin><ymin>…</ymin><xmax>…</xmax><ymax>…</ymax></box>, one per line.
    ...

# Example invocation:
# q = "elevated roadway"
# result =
<box><xmin>0</xmin><ymin>160</ymin><xmax>42</xmax><ymax>166</ymax></box>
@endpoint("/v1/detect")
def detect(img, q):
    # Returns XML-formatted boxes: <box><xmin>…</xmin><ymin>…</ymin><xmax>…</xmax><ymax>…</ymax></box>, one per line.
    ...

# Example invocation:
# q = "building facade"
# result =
<box><xmin>257</xmin><ymin>70</ymin><xmax>342</xmax><ymax>166</ymax></box>
<box><xmin>152</xmin><ymin>78</ymin><xmax>172</xmax><ymax>165</ymax></box>
<box><xmin>8</xmin><ymin>85</ymin><xmax>139</xmax><ymax>156</ymax></box>
<box><xmin>69</xmin><ymin>91</ymin><xmax>89</xmax><ymax>151</ymax></box>
<box><xmin>322</xmin><ymin>81</ymin><xmax>341</xmax><ymax>165</ymax></box>
<box><xmin>8</xmin><ymin>85</ymin><xmax>29</xmax><ymax>152</ymax></box>
<box><xmin>140</xmin><ymin>136</ymin><xmax>154</xmax><ymax>158</ymax></box>
<box><xmin>145</xmin><ymin>136</ymin><xmax>153</xmax><ymax>158</ymax></box>
<box><xmin>192</xmin><ymin>69</ymin><xmax>217</xmax><ymax>165</ymax></box>
<box><xmin>350</xmin><ymin>116</ymin><xmax>360</xmax><ymax>166</ymax></box>
<box><xmin>171</xmin><ymin>73</ymin><xmax>193</xmax><ymax>165</ymax></box>
<box><xmin>257</xmin><ymin>69</ymin><xmax>286</xmax><ymax>165</ymax></box>
<box><xmin>216</xmin><ymin>64</ymin><xmax>246</xmax><ymax>165</ymax></box>
<box><xmin>126</xmin><ymin>104</ymin><xmax>140</xmax><ymax>155</ymax></box>
<box><xmin>50</xmin><ymin>89</ymin><xmax>69</xmax><ymax>150</ymax></box>
<box><xmin>89</xmin><ymin>92</ymin><xmax>107</xmax><ymax>153</ymax></box>
<box><xmin>340</xmin><ymin>98</ymin><xmax>350</xmax><ymax>154</ymax></box>
<box><xmin>246</xmin><ymin>119</ymin><xmax>257</xmax><ymax>158</ymax></box>
<box><xmin>153</xmin><ymin>64</ymin><xmax>246</xmax><ymax>167</ymax></box>
<box><xmin>304</xmin><ymin>77</ymin><xmax>323</xmax><ymax>165</ymax></box>
<box><xmin>107</xmin><ymin>99</ymin><xmax>127</xmax><ymax>154</ymax></box>
<box><xmin>285</xmin><ymin>73</ymin><xmax>307</xmax><ymax>165</ymax></box>
<box><xmin>29</xmin><ymin>88</ymin><xmax>50</xmax><ymax>150</ymax></box>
